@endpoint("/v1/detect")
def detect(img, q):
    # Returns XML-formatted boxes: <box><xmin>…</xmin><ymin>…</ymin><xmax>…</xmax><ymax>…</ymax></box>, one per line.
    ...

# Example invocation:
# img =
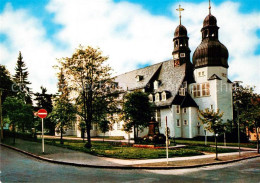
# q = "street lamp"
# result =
<box><xmin>233</xmin><ymin>81</ymin><xmax>242</xmax><ymax>157</ymax></box>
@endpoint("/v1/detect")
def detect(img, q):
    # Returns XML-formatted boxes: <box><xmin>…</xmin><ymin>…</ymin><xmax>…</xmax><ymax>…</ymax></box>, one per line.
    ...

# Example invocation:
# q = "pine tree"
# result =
<box><xmin>13</xmin><ymin>51</ymin><xmax>32</xmax><ymax>104</ymax></box>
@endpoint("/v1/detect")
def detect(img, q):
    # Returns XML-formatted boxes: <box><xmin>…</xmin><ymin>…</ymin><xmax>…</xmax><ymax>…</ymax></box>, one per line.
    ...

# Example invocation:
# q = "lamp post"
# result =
<box><xmin>233</xmin><ymin>81</ymin><xmax>242</xmax><ymax>157</ymax></box>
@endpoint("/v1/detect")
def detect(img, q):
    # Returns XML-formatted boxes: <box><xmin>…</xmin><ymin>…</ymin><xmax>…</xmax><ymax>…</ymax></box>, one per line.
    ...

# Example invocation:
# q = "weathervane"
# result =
<box><xmin>209</xmin><ymin>0</ymin><xmax>211</xmax><ymax>14</ymax></box>
<box><xmin>176</xmin><ymin>5</ymin><xmax>184</xmax><ymax>25</ymax></box>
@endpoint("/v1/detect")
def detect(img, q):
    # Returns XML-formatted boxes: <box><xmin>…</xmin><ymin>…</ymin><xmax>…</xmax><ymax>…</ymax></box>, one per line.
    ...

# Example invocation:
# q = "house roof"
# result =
<box><xmin>115</xmin><ymin>60</ymin><xmax>195</xmax><ymax>107</ymax></box>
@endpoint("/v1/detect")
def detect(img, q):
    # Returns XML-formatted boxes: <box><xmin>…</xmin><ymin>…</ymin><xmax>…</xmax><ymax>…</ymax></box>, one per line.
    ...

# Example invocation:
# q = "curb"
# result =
<box><xmin>1</xmin><ymin>143</ymin><xmax>260</xmax><ymax>170</ymax></box>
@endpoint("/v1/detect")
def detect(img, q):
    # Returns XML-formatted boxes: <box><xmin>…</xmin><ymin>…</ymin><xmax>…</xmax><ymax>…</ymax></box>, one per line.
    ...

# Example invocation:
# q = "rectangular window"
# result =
<box><xmin>193</xmin><ymin>85</ymin><xmax>197</xmax><ymax>97</ymax></box>
<box><xmin>193</xmin><ymin>83</ymin><xmax>210</xmax><ymax>97</ymax></box>
<box><xmin>197</xmin><ymin>84</ymin><xmax>201</xmax><ymax>97</ymax></box>
<box><xmin>179</xmin><ymin>88</ymin><xmax>185</xmax><ymax>96</ymax></box>
<box><xmin>176</xmin><ymin>105</ymin><xmax>180</xmax><ymax>114</ymax></box>
<box><xmin>183</xmin><ymin>120</ymin><xmax>188</xmax><ymax>125</ymax></box>
<box><xmin>177</xmin><ymin>119</ymin><xmax>180</xmax><ymax>127</ymax></box>
<box><xmin>183</xmin><ymin>108</ymin><xmax>187</xmax><ymax>113</ymax></box>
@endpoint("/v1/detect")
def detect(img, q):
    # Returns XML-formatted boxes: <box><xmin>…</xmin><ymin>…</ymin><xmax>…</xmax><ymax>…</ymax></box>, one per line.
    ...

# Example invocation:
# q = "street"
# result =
<box><xmin>1</xmin><ymin>146</ymin><xmax>260</xmax><ymax>183</ymax></box>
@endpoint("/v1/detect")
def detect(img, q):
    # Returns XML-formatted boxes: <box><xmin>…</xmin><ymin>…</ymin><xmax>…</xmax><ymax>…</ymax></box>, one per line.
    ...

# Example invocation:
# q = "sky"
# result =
<box><xmin>0</xmin><ymin>0</ymin><xmax>260</xmax><ymax>94</ymax></box>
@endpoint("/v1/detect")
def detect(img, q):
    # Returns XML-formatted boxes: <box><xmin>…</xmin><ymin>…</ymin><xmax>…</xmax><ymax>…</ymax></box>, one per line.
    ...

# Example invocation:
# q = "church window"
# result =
<box><xmin>193</xmin><ymin>83</ymin><xmax>210</xmax><ymax>97</ymax></box>
<box><xmin>162</xmin><ymin>91</ymin><xmax>166</xmax><ymax>101</ymax></box>
<box><xmin>210</xmin><ymin>104</ymin><xmax>214</xmax><ymax>110</ymax></box>
<box><xmin>192</xmin><ymin>85</ymin><xmax>197</xmax><ymax>97</ymax></box>
<box><xmin>155</xmin><ymin>93</ymin><xmax>160</xmax><ymax>102</ymax></box>
<box><xmin>148</xmin><ymin>94</ymin><xmax>153</xmax><ymax>102</ymax></box>
<box><xmin>198</xmin><ymin>126</ymin><xmax>201</xmax><ymax>135</ymax></box>
<box><xmin>155</xmin><ymin>109</ymin><xmax>161</xmax><ymax>127</ymax></box>
<box><xmin>183</xmin><ymin>108</ymin><xmax>187</xmax><ymax>113</ymax></box>
<box><xmin>183</xmin><ymin>120</ymin><xmax>188</xmax><ymax>125</ymax></box>
<box><xmin>198</xmin><ymin>72</ymin><xmax>201</xmax><ymax>77</ymax></box>
<box><xmin>180</xmin><ymin>53</ymin><xmax>185</xmax><ymax>58</ymax></box>
<box><xmin>177</xmin><ymin>119</ymin><xmax>180</xmax><ymax>127</ymax></box>
<box><xmin>197</xmin><ymin>84</ymin><xmax>201</xmax><ymax>97</ymax></box>
<box><xmin>202</xmin><ymin>71</ymin><xmax>205</xmax><ymax>76</ymax></box>
<box><xmin>176</xmin><ymin>105</ymin><xmax>180</xmax><ymax>114</ymax></box>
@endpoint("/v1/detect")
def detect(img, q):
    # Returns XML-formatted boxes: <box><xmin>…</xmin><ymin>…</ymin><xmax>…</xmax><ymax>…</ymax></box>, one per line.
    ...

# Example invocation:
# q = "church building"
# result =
<box><xmin>68</xmin><ymin>3</ymin><xmax>233</xmax><ymax>139</ymax></box>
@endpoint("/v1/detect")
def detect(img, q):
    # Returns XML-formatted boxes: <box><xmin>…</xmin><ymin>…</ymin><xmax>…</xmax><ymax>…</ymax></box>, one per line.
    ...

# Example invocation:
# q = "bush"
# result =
<box><xmin>3</xmin><ymin>130</ymin><xmax>37</xmax><ymax>141</ymax></box>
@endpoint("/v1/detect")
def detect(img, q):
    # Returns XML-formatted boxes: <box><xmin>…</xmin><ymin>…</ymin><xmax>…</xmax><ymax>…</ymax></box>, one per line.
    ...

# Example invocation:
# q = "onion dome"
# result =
<box><xmin>174</xmin><ymin>25</ymin><xmax>187</xmax><ymax>37</ymax></box>
<box><xmin>192</xmin><ymin>13</ymin><xmax>229</xmax><ymax>69</ymax></box>
<box><xmin>203</xmin><ymin>14</ymin><xmax>217</xmax><ymax>27</ymax></box>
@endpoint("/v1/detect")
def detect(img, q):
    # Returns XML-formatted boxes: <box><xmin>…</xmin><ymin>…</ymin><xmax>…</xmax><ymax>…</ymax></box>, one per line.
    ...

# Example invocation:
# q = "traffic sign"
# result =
<box><xmin>38</xmin><ymin>109</ymin><xmax>48</xmax><ymax>119</ymax></box>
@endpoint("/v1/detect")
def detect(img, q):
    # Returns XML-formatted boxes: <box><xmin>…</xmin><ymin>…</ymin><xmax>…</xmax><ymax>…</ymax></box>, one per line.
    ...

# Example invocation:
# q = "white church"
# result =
<box><xmin>62</xmin><ymin>4</ymin><xmax>233</xmax><ymax>139</ymax></box>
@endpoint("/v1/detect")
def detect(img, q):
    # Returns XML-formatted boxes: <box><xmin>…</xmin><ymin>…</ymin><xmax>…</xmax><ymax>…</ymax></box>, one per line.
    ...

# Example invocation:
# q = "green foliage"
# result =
<box><xmin>3</xmin><ymin>97</ymin><xmax>33</xmax><ymax>134</ymax></box>
<box><xmin>13</xmin><ymin>51</ymin><xmax>32</xmax><ymax>104</ymax></box>
<box><xmin>0</xmin><ymin>65</ymin><xmax>15</xmax><ymax>103</ymax></box>
<box><xmin>198</xmin><ymin>108</ymin><xmax>225</xmax><ymax>135</ymax></box>
<box><xmin>58</xmin><ymin>45</ymin><xmax>119</xmax><ymax>147</ymax></box>
<box><xmin>34</xmin><ymin>86</ymin><xmax>54</xmax><ymax>134</ymax></box>
<box><xmin>122</xmin><ymin>91</ymin><xmax>154</xmax><ymax>141</ymax></box>
<box><xmin>49</xmin><ymin>69</ymin><xmax>76</xmax><ymax>143</ymax></box>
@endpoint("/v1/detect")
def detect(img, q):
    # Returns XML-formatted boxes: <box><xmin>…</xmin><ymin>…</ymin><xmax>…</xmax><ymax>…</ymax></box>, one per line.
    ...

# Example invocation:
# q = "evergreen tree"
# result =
<box><xmin>34</xmin><ymin>86</ymin><xmax>55</xmax><ymax>135</ymax></box>
<box><xmin>49</xmin><ymin>69</ymin><xmax>76</xmax><ymax>144</ymax></box>
<box><xmin>13</xmin><ymin>51</ymin><xmax>32</xmax><ymax>104</ymax></box>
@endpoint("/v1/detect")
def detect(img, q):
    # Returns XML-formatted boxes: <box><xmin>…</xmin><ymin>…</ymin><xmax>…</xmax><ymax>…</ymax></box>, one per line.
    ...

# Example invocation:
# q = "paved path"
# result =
<box><xmin>1</xmin><ymin>146</ymin><xmax>260</xmax><ymax>183</ymax></box>
<box><xmin>1</xmin><ymin>138</ymin><xmax>257</xmax><ymax>166</ymax></box>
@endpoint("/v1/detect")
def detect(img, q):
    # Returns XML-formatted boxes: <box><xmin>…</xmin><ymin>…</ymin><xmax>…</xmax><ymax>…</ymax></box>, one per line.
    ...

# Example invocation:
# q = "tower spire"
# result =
<box><xmin>209</xmin><ymin>0</ymin><xmax>211</xmax><ymax>15</ymax></box>
<box><xmin>176</xmin><ymin>5</ymin><xmax>184</xmax><ymax>25</ymax></box>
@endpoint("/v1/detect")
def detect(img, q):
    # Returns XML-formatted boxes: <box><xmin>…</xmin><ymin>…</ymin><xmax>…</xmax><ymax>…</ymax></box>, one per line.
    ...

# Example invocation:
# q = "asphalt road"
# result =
<box><xmin>1</xmin><ymin>146</ymin><xmax>260</xmax><ymax>183</ymax></box>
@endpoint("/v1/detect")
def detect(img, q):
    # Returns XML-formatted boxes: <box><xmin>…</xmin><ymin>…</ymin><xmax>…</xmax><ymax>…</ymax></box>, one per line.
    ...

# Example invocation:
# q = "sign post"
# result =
<box><xmin>165</xmin><ymin>116</ymin><xmax>169</xmax><ymax>165</ymax></box>
<box><xmin>37</xmin><ymin>109</ymin><xmax>48</xmax><ymax>153</ymax></box>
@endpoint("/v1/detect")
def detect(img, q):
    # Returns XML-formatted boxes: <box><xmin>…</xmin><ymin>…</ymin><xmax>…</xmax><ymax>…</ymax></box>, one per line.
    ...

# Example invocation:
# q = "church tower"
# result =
<box><xmin>172</xmin><ymin>5</ymin><xmax>192</xmax><ymax>68</ymax></box>
<box><xmin>192</xmin><ymin>0</ymin><xmax>233</xmax><ymax>123</ymax></box>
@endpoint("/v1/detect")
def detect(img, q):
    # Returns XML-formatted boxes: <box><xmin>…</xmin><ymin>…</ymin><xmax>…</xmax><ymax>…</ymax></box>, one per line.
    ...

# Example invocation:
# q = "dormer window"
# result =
<box><xmin>155</xmin><ymin>93</ymin><xmax>160</xmax><ymax>102</ymax></box>
<box><xmin>136</xmin><ymin>75</ymin><xmax>143</xmax><ymax>82</ymax></box>
<box><xmin>148</xmin><ymin>94</ymin><xmax>153</xmax><ymax>102</ymax></box>
<box><xmin>162</xmin><ymin>91</ymin><xmax>167</xmax><ymax>101</ymax></box>
<box><xmin>154</xmin><ymin>80</ymin><xmax>160</xmax><ymax>90</ymax></box>
<box><xmin>179</xmin><ymin>88</ymin><xmax>185</xmax><ymax>96</ymax></box>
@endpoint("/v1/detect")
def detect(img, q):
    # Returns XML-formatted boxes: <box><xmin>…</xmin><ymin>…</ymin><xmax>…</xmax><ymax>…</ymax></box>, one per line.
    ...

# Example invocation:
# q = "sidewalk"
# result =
<box><xmin>1</xmin><ymin>138</ymin><xmax>259</xmax><ymax>169</ymax></box>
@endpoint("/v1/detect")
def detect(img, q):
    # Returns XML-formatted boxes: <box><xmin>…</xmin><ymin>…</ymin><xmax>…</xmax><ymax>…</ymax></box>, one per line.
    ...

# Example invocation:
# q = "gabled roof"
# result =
<box><xmin>115</xmin><ymin>59</ymin><xmax>188</xmax><ymax>107</ymax></box>
<box><xmin>208</xmin><ymin>74</ymin><xmax>221</xmax><ymax>80</ymax></box>
<box><xmin>172</xmin><ymin>93</ymin><xmax>199</xmax><ymax>108</ymax></box>
<box><xmin>115</xmin><ymin>62</ymin><xmax>162</xmax><ymax>91</ymax></box>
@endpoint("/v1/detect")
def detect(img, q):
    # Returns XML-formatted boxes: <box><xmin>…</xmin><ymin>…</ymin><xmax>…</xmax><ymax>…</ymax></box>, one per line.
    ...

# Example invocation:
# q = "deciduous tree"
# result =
<box><xmin>198</xmin><ymin>108</ymin><xmax>224</xmax><ymax>160</ymax></box>
<box><xmin>122</xmin><ymin>91</ymin><xmax>154</xmax><ymax>143</ymax></box>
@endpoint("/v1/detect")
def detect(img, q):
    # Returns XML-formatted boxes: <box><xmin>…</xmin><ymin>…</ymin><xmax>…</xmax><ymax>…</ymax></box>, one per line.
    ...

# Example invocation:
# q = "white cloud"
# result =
<box><xmin>0</xmin><ymin>0</ymin><xmax>260</xmax><ymax>93</ymax></box>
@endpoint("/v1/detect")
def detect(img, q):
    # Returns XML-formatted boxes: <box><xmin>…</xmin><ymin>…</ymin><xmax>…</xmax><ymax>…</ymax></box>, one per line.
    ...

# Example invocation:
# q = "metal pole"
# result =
<box><xmin>237</xmin><ymin>106</ymin><xmax>240</xmax><ymax>156</ymax></box>
<box><xmin>42</xmin><ymin>118</ymin><xmax>44</xmax><ymax>153</ymax></box>
<box><xmin>166</xmin><ymin>117</ymin><xmax>169</xmax><ymax>164</ymax></box>
<box><xmin>0</xmin><ymin>89</ymin><xmax>3</xmax><ymax>141</ymax></box>
<box><xmin>224</xmin><ymin>132</ymin><xmax>226</xmax><ymax>146</ymax></box>
<box><xmin>205</xmin><ymin>130</ymin><xmax>207</xmax><ymax>145</ymax></box>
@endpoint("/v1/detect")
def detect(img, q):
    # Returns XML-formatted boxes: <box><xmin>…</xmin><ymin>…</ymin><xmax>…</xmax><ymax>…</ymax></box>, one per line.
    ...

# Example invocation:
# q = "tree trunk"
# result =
<box><xmin>255</xmin><ymin>121</ymin><xmax>259</xmax><ymax>154</ymax></box>
<box><xmin>13</xmin><ymin>124</ymin><xmax>15</xmax><ymax>144</ymax></box>
<box><xmin>103</xmin><ymin>133</ymin><xmax>105</xmax><ymax>142</ymax></box>
<box><xmin>215</xmin><ymin>134</ymin><xmax>218</xmax><ymax>160</ymax></box>
<box><xmin>133</xmin><ymin>124</ymin><xmax>136</xmax><ymax>143</ymax></box>
<box><xmin>60</xmin><ymin>125</ymin><xmax>63</xmax><ymax>145</ymax></box>
<box><xmin>85</xmin><ymin>122</ymin><xmax>92</xmax><ymax>148</ymax></box>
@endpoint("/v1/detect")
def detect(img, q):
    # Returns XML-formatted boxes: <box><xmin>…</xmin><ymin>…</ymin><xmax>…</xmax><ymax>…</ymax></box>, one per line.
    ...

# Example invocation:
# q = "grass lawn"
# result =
<box><xmin>43</xmin><ymin>139</ymin><xmax>238</xmax><ymax>159</ymax></box>
<box><xmin>172</xmin><ymin>139</ymin><xmax>257</xmax><ymax>148</ymax></box>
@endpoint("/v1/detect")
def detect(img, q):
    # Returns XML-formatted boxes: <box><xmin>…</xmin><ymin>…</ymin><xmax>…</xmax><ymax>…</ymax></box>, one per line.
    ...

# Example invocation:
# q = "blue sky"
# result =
<box><xmin>0</xmin><ymin>0</ymin><xmax>259</xmax><ymax>93</ymax></box>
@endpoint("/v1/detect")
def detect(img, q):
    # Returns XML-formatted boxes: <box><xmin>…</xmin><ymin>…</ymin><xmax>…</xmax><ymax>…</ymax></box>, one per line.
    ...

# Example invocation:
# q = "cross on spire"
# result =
<box><xmin>209</xmin><ymin>0</ymin><xmax>211</xmax><ymax>14</ymax></box>
<box><xmin>176</xmin><ymin>5</ymin><xmax>184</xmax><ymax>25</ymax></box>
